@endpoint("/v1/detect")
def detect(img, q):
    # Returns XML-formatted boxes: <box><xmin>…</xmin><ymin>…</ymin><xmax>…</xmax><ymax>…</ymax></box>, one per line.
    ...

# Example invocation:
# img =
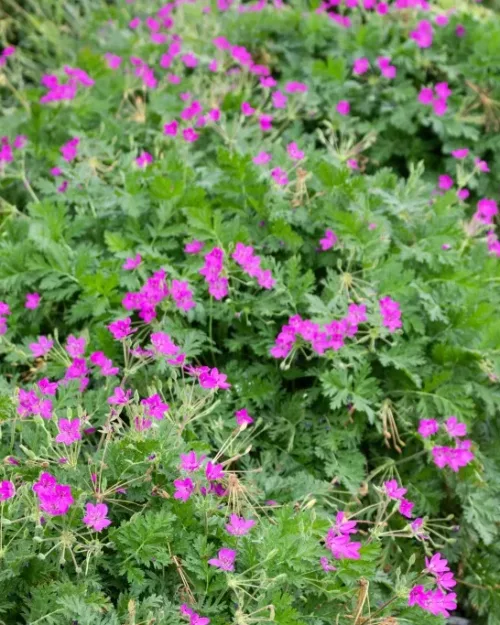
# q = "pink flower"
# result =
<box><xmin>445</xmin><ymin>416</ymin><xmax>467</xmax><ymax>438</ymax></box>
<box><xmin>136</xmin><ymin>152</ymin><xmax>153</xmax><ymax>168</ymax></box>
<box><xmin>418</xmin><ymin>87</ymin><xmax>434</xmax><ymax>105</ymax></box>
<box><xmin>60</xmin><ymin>138</ymin><xmax>80</xmax><ymax>162</ymax></box>
<box><xmin>271</xmin><ymin>167</ymin><xmax>288</xmax><ymax>185</ymax></box>
<box><xmin>336</xmin><ymin>100</ymin><xmax>350</xmax><ymax>116</ymax></box>
<box><xmin>377</xmin><ymin>56</ymin><xmax>396</xmax><ymax>78</ymax></box>
<box><xmin>0</xmin><ymin>480</ymin><xmax>15</xmax><ymax>501</ymax></box>
<box><xmin>180</xmin><ymin>451</ymin><xmax>204</xmax><ymax>472</ymax></box>
<box><xmin>475</xmin><ymin>158</ymin><xmax>489</xmax><ymax>173</ymax></box>
<box><xmin>185</xmin><ymin>239</ymin><xmax>205</xmax><ymax>254</ymax></box>
<box><xmin>319</xmin><ymin>229</ymin><xmax>338</xmax><ymax>251</ymax></box>
<box><xmin>25</xmin><ymin>293</ymin><xmax>41</xmax><ymax>309</ymax></box>
<box><xmin>287</xmin><ymin>142</ymin><xmax>304</xmax><ymax>161</ymax></box>
<box><xmin>33</xmin><ymin>472</ymin><xmax>73</xmax><ymax>516</ymax></box>
<box><xmin>206</xmin><ymin>461</ymin><xmax>225</xmax><ymax>481</ymax></box>
<box><xmin>410</xmin><ymin>19</ymin><xmax>433</xmax><ymax>48</ymax></box>
<box><xmin>107</xmin><ymin>387</ymin><xmax>131</xmax><ymax>405</ymax></box>
<box><xmin>331</xmin><ymin>511</ymin><xmax>357</xmax><ymax>535</ymax></box>
<box><xmin>438</xmin><ymin>174</ymin><xmax>454</xmax><ymax>190</ymax></box>
<box><xmin>353</xmin><ymin>57</ymin><xmax>369</xmax><ymax>75</ymax></box>
<box><xmin>174</xmin><ymin>477</ymin><xmax>195</xmax><ymax>501</ymax></box>
<box><xmin>83</xmin><ymin>502</ymin><xmax>111</xmax><ymax>531</ymax></box>
<box><xmin>164</xmin><ymin>120</ymin><xmax>179</xmax><ymax>136</ymax></box>
<box><xmin>320</xmin><ymin>556</ymin><xmax>336</xmax><ymax>572</ymax></box>
<box><xmin>183</xmin><ymin>128</ymin><xmax>199</xmax><ymax>143</ymax></box>
<box><xmin>171</xmin><ymin>279</ymin><xmax>196</xmax><ymax>311</ymax></box>
<box><xmin>326</xmin><ymin>534</ymin><xmax>361</xmax><ymax>559</ymax></box>
<box><xmin>29</xmin><ymin>336</ymin><xmax>54</xmax><ymax>358</ymax></box>
<box><xmin>259</xmin><ymin>114</ymin><xmax>273</xmax><ymax>131</ymax></box>
<box><xmin>408</xmin><ymin>585</ymin><xmax>427</xmax><ymax>607</ymax></box>
<box><xmin>253</xmin><ymin>151</ymin><xmax>271</xmax><ymax>165</ymax></box>
<box><xmin>285</xmin><ymin>81</ymin><xmax>308</xmax><ymax>93</ymax></box>
<box><xmin>456</xmin><ymin>24</ymin><xmax>466</xmax><ymax>37</ymax></box>
<box><xmin>272</xmin><ymin>90</ymin><xmax>288</xmax><ymax>109</ymax></box>
<box><xmin>425</xmin><ymin>552</ymin><xmax>450</xmax><ymax>575</ymax></box>
<box><xmin>104</xmin><ymin>53</ymin><xmax>122</xmax><ymax>69</ymax></box>
<box><xmin>379</xmin><ymin>297</ymin><xmax>402</xmax><ymax>332</ymax></box>
<box><xmin>432</xmin><ymin>98</ymin><xmax>448</xmax><ymax>116</ymax></box>
<box><xmin>457</xmin><ymin>189</ymin><xmax>470</xmax><ymax>201</ymax></box>
<box><xmin>208</xmin><ymin>547</ymin><xmax>236</xmax><ymax>571</ymax></box>
<box><xmin>384</xmin><ymin>479</ymin><xmax>407</xmax><ymax>500</ymax></box>
<box><xmin>38</xmin><ymin>378</ymin><xmax>58</xmax><ymax>396</ymax></box>
<box><xmin>241</xmin><ymin>102</ymin><xmax>255</xmax><ymax>116</ymax></box>
<box><xmin>418</xmin><ymin>419</ymin><xmax>439</xmax><ymax>438</ymax></box>
<box><xmin>65</xmin><ymin>335</ymin><xmax>86</xmax><ymax>358</ymax></box>
<box><xmin>199</xmin><ymin>367</ymin><xmax>231</xmax><ymax>390</ymax></box>
<box><xmin>399</xmin><ymin>498</ymin><xmax>415</xmax><ymax>518</ymax></box>
<box><xmin>123</xmin><ymin>253</ymin><xmax>142</xmax><ymax>270</ymax></box>
<box><xmin>474</xmin><ymin>198</ymin><xmax>498</xmax><ymax>224</ymax></box>
<box><xmin>235</xmin><ymin>408</ymin><xmax>254</xmax><ymax>426</ymax></box>
<box><xmin>55</xmin><ymin>418</ymin><xmax>81</xmax><ymax>445</ymax></box>
<box><xmin>129</xmin><ymin>17</ymin><xmax>141</xmax><ymax>28</ymax></box>
<box><xmin>226</xmin><ymin>514</ymin><xmax>256</xmax><ymax>535</ymax></box>
<box><xmin>141</xmin><ymin>394</ymin><xmax>169</xmax><ymax>420</ymax></box>
<box><xmin>451</xmin><ymin>148</ymin><xmax>469</xmax><ymax>159</ymax></box>
<box><xmin>347</xmin><ymin>158</ymin><xmax>359</xmax><ymax>169</ymax></box>
<box><xmin>151</xmin><ymin>332</ymin><xmax>179</xmax><ymax>355</ymax></box>
<box><xmin>108</xmin><ymin>317</ymin><xmax>135</xmax><ymax>341</ymax></box>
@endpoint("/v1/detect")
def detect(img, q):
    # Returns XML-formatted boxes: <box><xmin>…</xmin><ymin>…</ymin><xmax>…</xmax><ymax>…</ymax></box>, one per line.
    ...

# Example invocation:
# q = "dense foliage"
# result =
<box><xmin>1</xmin><ymin>0</ymin><xmax>500</xmax><ymax>624</ymax></box>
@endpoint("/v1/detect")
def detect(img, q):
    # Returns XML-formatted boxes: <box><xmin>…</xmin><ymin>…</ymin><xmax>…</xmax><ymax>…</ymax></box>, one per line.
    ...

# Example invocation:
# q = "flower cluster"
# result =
<box><xmin>173</xmin><ymin>451</ymin><xmax>226</xmax><ymax>501</ymax></box>
<box><xmin>418</xmin><ymin>82</ymin><xmax>452</xmax><ymax>116</ymax></box>
<box><xmin>40</xmin><ymin>67</ymin><xmax>94</xmax><ymax>103</ymax></box>
<box><xmin>33</xmin><ymin>472</ymin><xmax>74</xmax><ymax>516</ymax></box>
<box><xmin>418</xmin><ymin>417</ymin><xmax>474</xmax><ymax>472</ymax></box>
<box><xmin>324</xmin><ymin>511</ymin><xmax>361</xmax><ymax>561</ymax></box>
<box><xmin>379</xmin><ymin>297</ymin><xmax>402</xmax><ymax>333</ymax></box>
<box><xmin>122</xmin><ymin>269</ymin><xmax>169</xmax><ymax>322</ymax></box>
<box><xmin>231</xmin><ymin>243</ymin><xmax>275</xmax><ymax>289</ymax></box>
<box><xmin>408</xmin><ymin>553</ymin><xmax>457</xmax><ymax>618</ymax></box>
<box><xmin>270</xmin><ymin>304</ymin><xmax>367</xmax><ymax>358</ymax></box>
<box><xmin>384</xmin><ymin>479</ymin><xmax>415</xmax><ymax>519</ymax></box>
<box><xmin>0</xmin><ymin>134</ymin><xmax>27</xmax><ymax>168</ymax></box>
<box><xmin>199</xmin><ymin>247</ymin><xmax>228</xmax><ymax>300</ymax></box>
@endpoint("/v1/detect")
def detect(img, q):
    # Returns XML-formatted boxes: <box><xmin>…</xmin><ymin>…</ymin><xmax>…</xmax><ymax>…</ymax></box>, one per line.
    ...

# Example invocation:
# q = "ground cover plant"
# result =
<box><xmin>1</xmin><ymin>0</ymin><xmax>500</xmax><ymax>623</ymax></box>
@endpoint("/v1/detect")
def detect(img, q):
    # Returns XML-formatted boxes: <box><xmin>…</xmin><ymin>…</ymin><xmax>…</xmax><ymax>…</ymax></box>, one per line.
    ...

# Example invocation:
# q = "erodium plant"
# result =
<box><xmin>1</xmin><ymin>0</ymin><xmax>500</xmax><ymax>623</ymax></box>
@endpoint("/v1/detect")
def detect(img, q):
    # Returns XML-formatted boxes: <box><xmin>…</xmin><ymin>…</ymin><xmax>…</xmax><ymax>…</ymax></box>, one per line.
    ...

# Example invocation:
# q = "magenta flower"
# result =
<box><xmin>174</xmin><ymin>477</ymin><xmax>195</xmax><ymax>501</ymax></box>
<box><xmin>60</xmin><ymin>138</ymin><xmax>80</xmax><ymax>162</ymax></box>
<box><xmin>418</xmin><ymin>87</ymin><xmax>434</xmax><ymax>105</ymax></box>
<box><xmin>379</xmin><ymin>297</ymin><xmax>402</xmax><ymax>332</ymax></box>
<box><xmin>208</xmin><ymin>547</ymin><xmax>236</xmax><ymax>571</ymax></box>
<box><xmin>235</xmin><ymin>408</ymin><xmax>254</xmax><ymax>426</ymax></box>
<box><xmin>180</xmin><ymin>451</ymin><xmax>204</xmax><ymax>472</ymax></box>
<box><xmin>474</xmin><ymin>198</ymin><xmax>498</xmax><ymax>224</ymax></box>
<box><xmin>33</xmin><ymin>472</ymin><xmax>73</xmax><ymax>516</ymax></box>
<box><xmin>425</xmin><ymin>552</ymin><xmax>450</xmax><ymax>575</ymax></box>
<box><xmin>336</xmin><ymin>100</ymin><xmax>350</xmax><ymax>116</ymax></box>
<box><xmin>83</xmin><ymin>502</ymin><xmax>111</xmax><ymax>531</ymax></box>
<box><xmin>25</xmin><ymin>293</ymin><xmax>41</xmax><ymax>309</ymax></box>
<box><xmin>141</xmin><ymin>394</ymin><xmax>169</xmax><ymax>420</ymax></box>
<box><xmin>0</xmin><ymin>480</ymin><xmax>15</xmax><ymax>501</ymax></box>
<box><xmin>418</xmin><ymin>419</ymin><xmax>439</xmax><ymax>438</ymax></box>
<box><xmin>184</xmin><ymin>239</ymin><xmax>204</xmax><ymax>254</ymax></box>
<box><xmin>326</xmin><ymin>534</ymin><xmax>361</xmax><ymax>560</ymax></box>
<box><xmin>29</xmin><ymin>336</ymin><xmax>54</xmax><ymax>358</ymax></box>
<box><xmin>445</xmin><ymin>416</ymin><xmax>466</xmax><ymax>438</ymax></box>
<box><xmin>226</xmin><ymin>514</ymin><xmax>256</xmax><ymax>536</ymax></box>
<box><xmin>107</xmin><ymin>387</ymin><xmax>131</xmax><ymax>405</ymax></box>
<box><xmin>474</xmin><ymin>158</ymin><xmax>489</xmax><ymax>173</ymax></box>
<box><xmin>108</xmin><ymin>317</ymin><xmax>135</xmax><ymax>340</ymax></box>
<box><xmin>438</xmin><ymin>174</ymin><xmax>453</xmax><ymax>190</ymax></box>
<box><xmin>319</xmin><ymin>229</ymin><xmax>338</xmax><ymax>251</ymax></box>
<box><xmin>353</xmin><ymin>57</ymin><xmax>369</xmax><ymax>75</ymax></box>
<box><xmin>259</xmin><ymin>114</ymin><xmax>273</xmax><ymax>131</ymax></box>
<box><xmin>66</xmin><ymin>335</ymin><xmax>86</xmax><ymax>358</ymax></box>
<box><xmin>241</xmin><ymin>102</ymin><xmax>255</xmax><ymax>116</ymax></box>
<box><xmin>123</xmin><ymin>253</ymin><xmax>142</xmax><ymax>270</ymax></box>
<box><xmin>451</xmin><ymin>148</ymin><xmax>469</xmax><ymax>159</ymax></box>
<box><xmin>183</xmin><ymin>128</ymin><xmax>199</xmax><ymax>143</ymax></box>
<box><xmin>320</xmin><ymin>556</ymin><xmax>336</xmax><ymax>572</ymax></box>
<box><xmin>164</xmin><ymin>120</ymin><xmax>179</xmax><ymax>136</ymax></box>
<box><xmin>171</xmin><ymin>279</ymin><xmax>196</xmax><ymax>311</ymax></box>
<box><xmin>399</xmin><ymin>498</ymin><xmax>415</xmax><ymax>518</ymax></box>
<box><xmin>384</xmin><ymin>479</ymin><xmax>407</xmax><ymax>500</ymax></box>
<box><xmin>287</xmin><ymin>142</ymin><xmax>304</xmax><ymax>161</ymax></box>
<box><xmin>199</xmin><ymin>367</ymin><xmax>231</xmax><ymax>390</ymax></box>
<box><xmin>104</xmin><ymin>53</ymin><xmax>122</xmax><ymax>69</ymax></box>
<box><xmin>410</xmin><ymin>19</ymin><xmax>433</xmax><ymax>48</ymax></box>
<box><xmin>55</xmin><ymin>418</ymin><xmax>81</xmax><ymax>445</ymax></box>
<box><xmin>271</xmin><ymin>167</ymin><xmax>288</xmax><ymax>185</ymax></box>
<box><xmin>38</xmin><ymin>378</ymin><xmax>58</xmax><ymax>396</ymax></box>
<box><xmin>377</xmin><ymin>56</ymin><xmax>396</xmax><ymax>78</ymax></box>
<box><xmin>136</xmin><ymin>152</ymin><xmax>153</xmax><ymax>168</ymax></box>
<box><xmin>151</xmin><ymin>332</ymin><xmax>179</xmax><ymax>355</ymax></box>
<box><xmin>272</xmin><ymin>90</ymin><xmax>288</xmax><ymax>109</ymax></box>
<box><xmin>331</xmin><ymin>511</ymin><xmax>357</xmax><ymax>535</ymax></box>
<box><xmin>206</xmin><ymin>461</ymin><xmax>225</xmax><ymax>481</ymax></box>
